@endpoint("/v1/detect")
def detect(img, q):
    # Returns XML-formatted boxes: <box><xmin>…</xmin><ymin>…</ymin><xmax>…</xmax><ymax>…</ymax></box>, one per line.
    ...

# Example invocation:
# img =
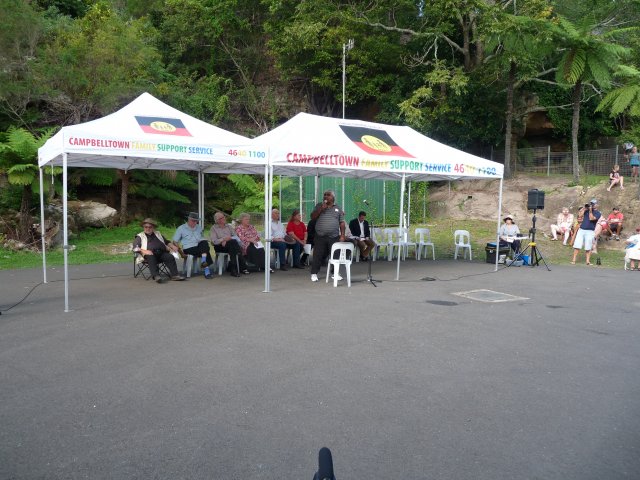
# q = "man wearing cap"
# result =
<box><xmin>606</xmin><ymin>207</ymin><xmax>624</xmax><ymax>240</ymax></box>
<box><xmin>309</xmin><ymin>190</ymin><xmax>345</xmax><ymax>282</ymax></box>
<box><xmin>133</xmin><ymin>218</ymin><xmax>185</xmax><ymax>283</ymax></box>
<box><xmin>571</xmin><ymin>199</ymin><xmax>601</xmax><ymax>265</ymax></box>
<box><xmin>173</xmin><ymin>212</ymin><xmax>214</xmax><ymax>279</ymax></box>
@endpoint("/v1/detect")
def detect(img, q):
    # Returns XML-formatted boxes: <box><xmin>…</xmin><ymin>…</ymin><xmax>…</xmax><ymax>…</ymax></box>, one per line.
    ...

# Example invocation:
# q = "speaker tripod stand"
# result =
<box><xmin>509</xmin><ymin>208</ymin><xmax>550</xmax><ymax>270</ymax></box>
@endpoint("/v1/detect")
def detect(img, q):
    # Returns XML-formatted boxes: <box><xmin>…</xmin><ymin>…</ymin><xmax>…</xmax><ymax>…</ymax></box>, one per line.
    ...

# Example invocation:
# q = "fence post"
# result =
<box><xmin>547</xmin><ymin>145</ymin><xmax>551</xmax><ymax>177</ymax></box>
<box><xmin>615</xmin><ymin>145</ymin><xmax>619</xmax><ymax>165</ymax></box>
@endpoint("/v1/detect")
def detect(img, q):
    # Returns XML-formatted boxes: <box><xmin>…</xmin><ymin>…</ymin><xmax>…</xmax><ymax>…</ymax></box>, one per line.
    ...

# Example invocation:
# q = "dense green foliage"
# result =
<box><xmin>1</xmin><ymin>0</ymin><xmax>640</xmax><ymax>238</ymax></box>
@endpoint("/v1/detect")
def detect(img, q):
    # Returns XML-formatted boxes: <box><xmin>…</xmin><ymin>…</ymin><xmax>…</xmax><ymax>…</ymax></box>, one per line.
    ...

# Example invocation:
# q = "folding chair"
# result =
<box><xmin>133</xmin><ymin>252</ymin><xmax>171</xmax><ymax>280</ymax></box>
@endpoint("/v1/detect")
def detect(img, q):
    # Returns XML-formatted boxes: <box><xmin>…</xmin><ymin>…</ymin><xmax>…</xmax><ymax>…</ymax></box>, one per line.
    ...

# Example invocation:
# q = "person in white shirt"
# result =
<box><xmin>270</xmin><ymin>208</ymin><xmax>289</xmax><ymax>271</ymax></box>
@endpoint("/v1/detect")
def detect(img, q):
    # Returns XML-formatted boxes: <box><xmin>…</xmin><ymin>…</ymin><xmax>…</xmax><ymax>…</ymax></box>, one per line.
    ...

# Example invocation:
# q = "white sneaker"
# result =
<box><xmin>311</xmin><ymin>274</ymin><xmax>318</xmax><ymax>282</ymax></box>
<box><xmin>332</xmin><ymin>274</ymin><xmax>343</xmax><ymax>281</ymax></box>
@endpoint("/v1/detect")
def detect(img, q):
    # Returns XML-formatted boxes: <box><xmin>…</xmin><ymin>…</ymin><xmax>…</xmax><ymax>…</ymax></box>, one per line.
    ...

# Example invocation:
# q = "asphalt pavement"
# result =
<box><xmin>1</xmin><ymin>258</ymin><xmax>639</xmax><ymax>479</ymax></box>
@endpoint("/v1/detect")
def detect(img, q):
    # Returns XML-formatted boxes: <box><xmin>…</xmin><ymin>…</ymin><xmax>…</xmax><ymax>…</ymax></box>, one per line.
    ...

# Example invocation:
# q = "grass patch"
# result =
<box><xmin>1</xmin><ymin>219</ymin><xmax>626</xmax><ymax>270</ymax></box>
<box><xmin>0</xmin><ymin>223</ymin><xmax>178</xmax><ymax>271</ymax></box>
<box><xmin>412</xmin><ymin>219</ymin><xmax>625</xmax><ymax>268</ymax></box>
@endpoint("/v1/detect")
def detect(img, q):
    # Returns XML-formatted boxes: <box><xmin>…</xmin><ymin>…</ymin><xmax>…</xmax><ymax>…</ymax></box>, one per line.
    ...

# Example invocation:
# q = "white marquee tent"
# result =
<box><xmin>253</xmin><ymin>113</ymin><xmax>505</xmax><ymax>289</ymax></box>
<box><xmin>38</xmin><ymin>92</ymin><xmax>267</xmax><ymax>311</ymax></box>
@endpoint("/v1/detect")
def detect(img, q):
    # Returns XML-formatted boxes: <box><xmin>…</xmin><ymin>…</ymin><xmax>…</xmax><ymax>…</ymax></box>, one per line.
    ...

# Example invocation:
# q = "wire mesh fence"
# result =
<box><xmin>492</xmin><ymin>146</ymin><xmax>630</xmax><ymax>177</ymax></box>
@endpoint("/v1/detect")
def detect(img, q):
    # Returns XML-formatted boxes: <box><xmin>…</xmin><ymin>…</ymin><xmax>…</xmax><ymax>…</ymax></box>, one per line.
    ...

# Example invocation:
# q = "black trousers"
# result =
<box><xmin>183</xmin><ymin>240</ymin><xmax>213</xmax><ymax>266</ymax></box>
<box><xmin>244</xmin><ymin>243</ymin><xmax>266</xmax><ymax>269</ymax></box>
<box><xmin>311</xmin><ymin>234</ymin><xmax>338</xmax><ymax>275</ymax></box>
<box><xmin>214</xmin><ymin>241</ymin><xmax>247</xmax><ymax>272</ymax></box>
<box><xmin>144</xmin><ymin>252</ymin><xmax>179</xmax><ymax>278</ymax></box>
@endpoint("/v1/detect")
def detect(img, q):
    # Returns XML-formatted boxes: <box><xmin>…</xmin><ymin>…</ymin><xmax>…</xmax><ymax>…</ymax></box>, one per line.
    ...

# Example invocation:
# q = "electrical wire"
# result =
<box><xmin>0</xmin><ymin>273</ymin><xmax>130</xmax><ymax>314</ymax></box>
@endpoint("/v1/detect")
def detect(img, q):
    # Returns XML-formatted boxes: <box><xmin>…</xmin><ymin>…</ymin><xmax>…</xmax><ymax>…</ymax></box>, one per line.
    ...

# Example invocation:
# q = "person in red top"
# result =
<box><xmin>606</xmin><ymin>207</ymin><xmax>624</xmax><ymax>240</ymax></box>
<box><xmin>286</xmin><ymin>209</ymin><xmax>307</xmax><ymax>268</ymax></box>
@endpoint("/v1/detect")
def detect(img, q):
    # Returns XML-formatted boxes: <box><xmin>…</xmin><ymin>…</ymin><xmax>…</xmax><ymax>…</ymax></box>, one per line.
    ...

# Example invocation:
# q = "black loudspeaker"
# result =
<box><xmin>527</xmin><ymin>189</ymin><xmax>545</xmax><ymax>210</ymax></box>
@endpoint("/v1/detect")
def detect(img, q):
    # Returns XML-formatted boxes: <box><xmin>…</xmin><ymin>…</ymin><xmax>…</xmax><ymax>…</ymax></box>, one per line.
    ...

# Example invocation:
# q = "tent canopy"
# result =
<box><xmin>253</xmin><ymin>112</ymin><xmax>503</xmax><ymax>181</ymax></box>
<box><xmin>39</xmin><ymin>92</ymin><xmax>266</xmax><ymax>174</ymax></box>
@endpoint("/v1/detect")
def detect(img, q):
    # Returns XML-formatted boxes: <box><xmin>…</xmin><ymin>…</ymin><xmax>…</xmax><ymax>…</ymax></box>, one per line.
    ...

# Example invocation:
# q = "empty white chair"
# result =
<box><xmin>383</xmin><ymin>228</ymin><xmax>402</xmax><ymax>261</ymax></box>
<box><xmin>326</xmin><ymin>242</ymin><xmax>354</xmax><ymax>287</ymax></box>
<box><xmin>182</xmin><ymin>254</ymin><xmax>201</xmax><ymax>277</ymax></box>
<box><xmin>453</xmin><ymin>229</ymin><xmax>472</xmax><ymax>260</ymax></box>
<box><xmin>415</xmin><ymin>228</ymin><xmax>435</xmax><ymax>260</ymax></box>
<box><xmin>370</xmin><ymin>227</ymin><xmax>384</xmax><ymax>261</ymax></box>
<box><xmin>398</xmin><ymin>227</ymin><xmax>416</xmax><ymax>260</ymax></box>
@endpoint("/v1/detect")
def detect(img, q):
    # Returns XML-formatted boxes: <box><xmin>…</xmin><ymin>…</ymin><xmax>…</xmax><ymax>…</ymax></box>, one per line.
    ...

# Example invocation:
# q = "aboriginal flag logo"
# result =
<box><xmin>135</xmin><ymin>116</ymin><xmax>192</xmax><ymax>137</ymax></box>
<box><xmin>339</xmin><ymin>125</ymin><xmax>414</xmax><ymax>158</ymax></box>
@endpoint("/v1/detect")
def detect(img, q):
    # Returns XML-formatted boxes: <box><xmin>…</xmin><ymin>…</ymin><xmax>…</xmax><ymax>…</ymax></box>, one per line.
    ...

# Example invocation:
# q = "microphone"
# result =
<box><xmin>313</xmin><ymin>447</ymin><xmax>335</xmax><ymax>480</ymax></box>
<box><xmin>363</xmin><ymin>199</ymin><xmax>369</xmax><ymax>206</ymax></box>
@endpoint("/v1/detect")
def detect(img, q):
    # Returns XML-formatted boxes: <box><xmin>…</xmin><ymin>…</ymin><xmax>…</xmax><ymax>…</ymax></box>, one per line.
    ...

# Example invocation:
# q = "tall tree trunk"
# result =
<box><xmin>119</xmin><ymin>170</ymin><xmax>129</xmax><ymax>226</ymax></box>
<box><xmin>571</xmin><ymin>80</ymin><xmax>582</xmax><ymax>183</ymax></box>
<box><xmin>503</xmin><ymin>62</ymin><xmax>516</xmax><ymax>178</ymax></box>
<box><xmin>19</xmin><ymin>185</ymin><xmax>32</xmax><ymax>241</ymax></box>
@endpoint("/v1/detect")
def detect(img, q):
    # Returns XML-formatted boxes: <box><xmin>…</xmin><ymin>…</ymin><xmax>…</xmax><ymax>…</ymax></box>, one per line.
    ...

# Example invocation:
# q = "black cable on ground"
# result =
<box><xmin>0</xmin><ymin>273</ymin><xmax>130</xmax><ymax>315</ymax></box>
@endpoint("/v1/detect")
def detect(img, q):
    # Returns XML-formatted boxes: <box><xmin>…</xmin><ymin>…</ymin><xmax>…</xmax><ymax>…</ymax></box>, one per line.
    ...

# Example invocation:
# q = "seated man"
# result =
<box><xmin>550</xmin><ymin>207</ymin><xmax>574</xmax><ymax>245</ymax></box>
<box><xmin>270</xmin><ymin>208</ymin><xmax>289</xmax><ymax>271</ymax></box>
<box><xmin>348</xmin><ymin>211</ymin><xmax>376</xmax><ymax>261</ymax></box>
<box><xmin>210</xmin><ymin>211</ymin><xmax>250</xmax><ymax>276</ymax></box>
<box><xmin>133</xmin><ymin>218</ymin><xmax>185</xmax><ymax>283</ymax></box>
<box><xmin>173</xmin><ymin>212</ymin><xmax>214</xmax><ymax>279</ymax></box>
<box><xmin>606</xmin><ymin>206</ymin><xmax>624</xmax><ymax>240</ymax></box>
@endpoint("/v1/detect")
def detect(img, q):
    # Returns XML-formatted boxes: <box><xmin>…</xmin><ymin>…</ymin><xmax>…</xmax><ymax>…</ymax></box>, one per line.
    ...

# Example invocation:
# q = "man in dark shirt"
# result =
<box><xmin>309</xmin><ymin>190</ymin><xmax>345</xmax><ymax>282</ymax></box>
<box><xmin>571</xmin><ymin>200</ymin><xmax>601</xmax><ymax>266</ymax></box>
<box><xmin>133</xmin><ymin>218</ymin><xmax>185</xmax><ymax>283</ymax></box>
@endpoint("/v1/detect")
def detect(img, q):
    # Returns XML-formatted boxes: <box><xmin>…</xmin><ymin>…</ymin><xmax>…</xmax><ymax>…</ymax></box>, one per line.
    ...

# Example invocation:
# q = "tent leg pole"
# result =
<box><xmin>383</xmin><ymin>180</ymin><xmax>386</xmax><ymax>227</ymax></box>
<box><xmin>199</xmin><ymin>171</ymin><xmax>205</xmax><ymax>223</ymax></box>
<box><xmin>299</xmin><ymin>176</ymin><xmax>303</xmax><ymax>219</ymax></box>
<box><xmin>314</xmin><ymin>174</ymin><xmax>319</xmax><ymax>204</ymax></box>
<box><xmin>495</xmin><ymin>178</ymin><xmax>504</xmax><ymax>272</ymax></box>
<box><xmin>263</xmin><ymin>163</ymin><xmax>271</xmax><ymax>293</ymax></box>
<box><xmin>63</xmin><ymin>153</ymin><xmax>69</xmax><ymax>312</ymax></box>
<box><xmin>396</xmin><ymin>174</ymin><xmax>405</xmax><ymax>281</ymax></box>
<box><xmin>39</xmin><ymin>167</ymin><xmax>47</xmax><ymax>284</ymax></box>
<box><xmin>407</xmin><ymin>181</ymin><xmax>411</xmax><ymax>228</ymax></box>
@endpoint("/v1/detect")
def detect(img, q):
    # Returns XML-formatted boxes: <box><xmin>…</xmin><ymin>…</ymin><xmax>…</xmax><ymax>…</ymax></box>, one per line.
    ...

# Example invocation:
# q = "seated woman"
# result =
<box><xmin>285</xmin><ymin>209</ymin><xmax>307</xmax><ymax>268</ymax></box>
<box><xmin>625</xmin><ymin>227</ymin><xmax>640</xmax><ymax>270</ymax></box>
<box><xmin>607</xmin><ymin>164</ymin><xmax>624</xmax><ymax>191</ymax></box>
<box><xmin>499</xmin><ymin>215</ymin><xmax>522</xmax><ymax>254</ymax></box>
<box><xmin>550</xmin><ymin>207</ymin><xmax>574</xmax><ymax>245</ymax></box>
<box><xmin>210</xmin><ymin>211</ymin><xmax>250</xmax><ymax>276</ymax></box>
<box><xmin>235</xmin><ymin>213</ymin><xmax>273</xmax><ymax>273</ymax></box>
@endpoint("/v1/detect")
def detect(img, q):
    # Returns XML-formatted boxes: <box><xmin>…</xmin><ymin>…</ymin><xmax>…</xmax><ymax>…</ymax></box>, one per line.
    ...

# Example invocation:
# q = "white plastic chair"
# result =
<box><xmin>370</xmin><ymin>228</ymin><xmax>383</xmax><ymax>261</ymax></box>
<box><xmin>182</xmin><ymin>255</ymin><xmax>201</xmax><ymax>277</ymax></box>
<box><xmin>415</xmin><ymin>228</ymin><xmax>435</xmax><ymax>260</ymax></box>
<box><xmin>453</xmin><ymin>229</ymin><xmax>472</xmax><ymax>260</ymax></box>
<box><xmin>383</xmin><ymin>228</ymin><xmax>402</xmax><ymax>261</ymax></box>
<box><xmin>325</xmin><ymin>242</ymin><xmax>354</xmax><ymax>287</ymax></box>
<box><xmin>215</xmin><ymin>252</ymin><xmax>240</xmax><ymax>275</ymax></box>
<box><xmin>398</xmin><ymin>227</ymin><xmax>416</xmax><ymax>260</ymax></box>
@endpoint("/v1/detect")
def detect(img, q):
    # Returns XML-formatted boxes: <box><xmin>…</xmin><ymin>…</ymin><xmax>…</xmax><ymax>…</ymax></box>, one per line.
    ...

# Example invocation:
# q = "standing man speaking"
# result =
<box><xmin>309</xmin><ymin>190</ymin><xmax>345</xmax><ymax>282</ymax></box>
